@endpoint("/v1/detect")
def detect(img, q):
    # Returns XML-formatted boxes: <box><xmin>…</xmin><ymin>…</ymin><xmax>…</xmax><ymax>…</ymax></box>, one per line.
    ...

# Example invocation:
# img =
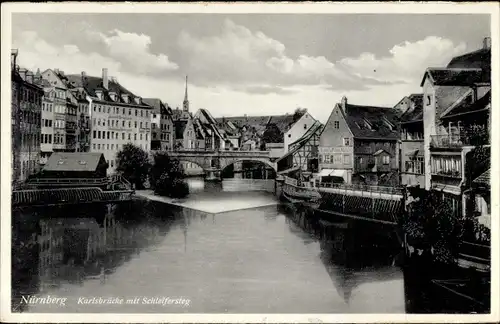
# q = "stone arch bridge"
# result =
<box><xmin>167</xmin><ymin>150</ymin><xmax>277</xmax><ymax>180</ymax></box>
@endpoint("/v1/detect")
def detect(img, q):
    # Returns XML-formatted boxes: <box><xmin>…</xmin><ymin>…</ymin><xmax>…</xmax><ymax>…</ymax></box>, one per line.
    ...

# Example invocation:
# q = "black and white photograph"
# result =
<box><xmin>1</xmin><ymin>2</ymin><xmax>498</xmax><ymax>323</ymax></box>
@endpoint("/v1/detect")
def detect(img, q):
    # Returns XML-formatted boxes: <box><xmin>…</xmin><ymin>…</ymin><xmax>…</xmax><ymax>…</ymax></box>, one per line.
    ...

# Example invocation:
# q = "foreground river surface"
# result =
<box><xmin>12</xmin><ymin>178</ymin><xmax>406</xmax><ymax>313</ymax></box>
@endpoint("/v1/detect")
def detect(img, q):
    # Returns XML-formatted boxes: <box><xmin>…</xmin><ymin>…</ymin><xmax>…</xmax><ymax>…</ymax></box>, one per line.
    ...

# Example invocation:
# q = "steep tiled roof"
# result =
<box><xmin>420</xmin><ymin>68</ymin><xmax>485</xmax><ymax>87</ymax></box>
<box><xmin>343</xmin><ymin>103</ymin><xmax>400</xmax><ymax>140</ymax></box>
<box><xmin>435</xmin><ymin>86</ymin><xmax>472</xmax><ymax>114</ymax></box>
<box><xmin>65</xmin><ymin>74</ymin><xmax>150</xmax><ymax>108</ymax></box>
<box><xmin>43</xmin><ymin>152</ymin><xmax>104</xmax><ymax>172</ymax></box>
<box><xmin>268</xmin><ymin>114</ymin><xmax>296</xmax><ymax>133</ymax></box>
<box><xmin>447</xmin><ymin>48</ymin><xmax>491</xmax><ymax>70</ymax></box>
<box><xmin>473</xmin><ymin>169</ymin><xmax>490</xmax><ymax>186</ymax></box>
<box><xmin>443</xmin><ymin>90</ymin><xmax>491</xmax><ymax>118</ymax></box>
<box><xmin>400</xmin><ymin>94</ymin><xmax>424</xmax><ymax>123</ymax></box>
<box><xmin>142</xmin><ymin>98</ymin><xmax>162</xmax><ymax>114</ymax></box>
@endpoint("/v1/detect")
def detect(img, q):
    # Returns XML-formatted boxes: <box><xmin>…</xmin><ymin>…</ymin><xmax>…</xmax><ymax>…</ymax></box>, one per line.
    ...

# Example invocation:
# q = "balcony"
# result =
<box><xmin>431</xmin><ymin>169</ymin><xmax>462</xmax><ymax>179</ymax></box>
<box><xmin>431</xmin><ymin>132</ymin><xmax>489</xmax><ymax>149</ymax></box>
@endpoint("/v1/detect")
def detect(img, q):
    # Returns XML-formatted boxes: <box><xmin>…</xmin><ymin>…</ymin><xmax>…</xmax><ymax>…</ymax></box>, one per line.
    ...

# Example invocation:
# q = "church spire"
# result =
<box><xmin>183</xmin><ymin>75</ymin><xmax>189</xmax><ymax>112</ymax></box>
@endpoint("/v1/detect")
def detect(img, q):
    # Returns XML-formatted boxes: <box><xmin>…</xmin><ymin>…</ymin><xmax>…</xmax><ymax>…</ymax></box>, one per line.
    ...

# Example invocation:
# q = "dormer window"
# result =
<box><xmin>134</xmin><ymin>96</ymin><xmax>141</xmax><ymax>104</ymax></box>
<box><xmin>109</xmin><ymin>91</ymin><xmax>117</xmax><ymax>101</ymax></box>
<box><xmin>363</xmin><ymin>118</ymin><xmax>373</xmax><ymax>130</ymax></box>
<box><xmin>95</xmin><ymin>90</ymin><xmax>103</xmax><ymax>100</ymax></box>
<box><xmin>121</xmin><ymin>94</ymin><xmax>129</xmax><ymax>103</ymax></box>
<box><xmin>382</xmin><ymin>117</ymin><xmax>395</xmax><ymax>131</ymax></box>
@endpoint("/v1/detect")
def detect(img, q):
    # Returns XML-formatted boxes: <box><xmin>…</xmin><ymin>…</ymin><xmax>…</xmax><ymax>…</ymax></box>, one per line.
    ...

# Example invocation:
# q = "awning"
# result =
<box><xmin>330</xmin><ymin>170</ymin><xmax>346</xmax><ymax>178</ymax></box>
<box><xmin>432</xmin><ymin>184</ymin><xmax>461</xmax><ymax>196</ymax></box>
<box><xmin>319</xmin><ymin>169</ymin><xmax>334</xmax><ymax>177</ymax></box>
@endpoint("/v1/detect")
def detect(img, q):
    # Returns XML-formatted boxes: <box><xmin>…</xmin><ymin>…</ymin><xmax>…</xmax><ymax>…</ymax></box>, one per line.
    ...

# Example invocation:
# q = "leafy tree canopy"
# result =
<box><xmin>116</xmin><ymin>143</ymin><xmax>151</xmax><ymax>189</ymax></box>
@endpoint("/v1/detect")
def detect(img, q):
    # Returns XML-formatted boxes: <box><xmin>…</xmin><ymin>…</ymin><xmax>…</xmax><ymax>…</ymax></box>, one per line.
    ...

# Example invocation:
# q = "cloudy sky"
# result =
<box><xmin>12</xmin><ymin>13</ymin><xmax>490</xmax><ymax>122</ymax></box>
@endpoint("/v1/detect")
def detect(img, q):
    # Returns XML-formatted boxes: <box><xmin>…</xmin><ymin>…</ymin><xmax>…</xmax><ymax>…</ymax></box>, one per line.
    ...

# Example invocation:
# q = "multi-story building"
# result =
<box><xmin>37</xmin><ymin>77</ymin><xmax>54</xmax><ymax>166</ymax></box>
<box><xmin>277</xmin><ymin>120</ymin><xmax>323</xmax><ymax>178</ymax></box>
<box><xmin>64</xmin><ymin>68</ymin><xmax>152</xmax><ymax>174</ymax></box>
<box><xmin>143</xmin><ymin>98</ymin><xmax>174</xmax><ymax>151</ymax></box>
<box><xmin>397</xmin><ymin>94</ymin><xmax>425</xmax><ymax>188</ymax></box>
<box><xmin>40</xmin><ymin>69</ymin><xmax>69</xmax><ymax>153</ymax></box>
<box><xmin>421</xmin><ymin>37</ymin><xmax>491</xmax><ymax>217</ymax></box>
<box><xmin>194</xmin><ymin>108</ymin><xmax>226</xmax><ymax>151</ymax></box>
<box><xmin>11</xmin><ymin>50</ymin><xmax>44</xmax><ymax>185</ymax></box>
<box><xmin>283</xmin><ymin>110</ymin><xmax>317</xmax><ymax>152</ymax></box>
<box><xmin>318</xmin><ymin>96</ymin><xmax>400</xmax><ymax>185</ymax></box>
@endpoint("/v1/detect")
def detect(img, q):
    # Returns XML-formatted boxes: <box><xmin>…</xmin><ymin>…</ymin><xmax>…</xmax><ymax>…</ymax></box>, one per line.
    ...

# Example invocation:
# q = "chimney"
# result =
<box><xmin>483</xmin><ymin>37</ymin><xmax>491</xmax><ymax>50</ymax></box>
<box><xmin>11</xmin><ymin>49</ymin><xmax>18</xmax><ymax>69</ymax></box>
<box><xmin>102</xmin><ymin>68</ymin><xmax>108</xmax><ymax>89</ymax></box>
<box><xmin>54</xmin><ymin>68</ymin><xmax>59</xmax><ymax>74</ymax></box>
<box><xmin>341</xmin><ymin>96</ymin><xmax>348</xmax><ymax>112</ymax></box>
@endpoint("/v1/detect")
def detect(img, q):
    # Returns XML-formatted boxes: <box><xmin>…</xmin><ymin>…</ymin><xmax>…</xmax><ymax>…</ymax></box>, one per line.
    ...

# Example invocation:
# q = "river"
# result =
<box><xmin>11</xmin><ymin>177</ymin><xmax>407</xmax><ymax>313</ymax></box>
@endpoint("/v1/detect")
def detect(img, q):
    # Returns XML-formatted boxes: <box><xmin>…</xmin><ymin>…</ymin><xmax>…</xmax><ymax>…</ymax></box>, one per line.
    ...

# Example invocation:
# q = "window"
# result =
<box><xmin>343</xmin><ymin>154</ymin><xmax>351</xmax><ymax>165</ymax></box>
<box><xmin>135</xmin><ymin>109</ymin><xmax>138</xmax><ymax>116</ymax></box>
<box><xmin>153</xmin><ymin>133</ymin><xmax>157</xmax><ymax>139</ymax></box>
<box><xmin>140</xmin><ymin>122</ymin><xmax>142</xmax><ymax>128</ymax></box>
<box><xmin>111</xmin><ymin>160</ymin><xmax>114</xmax><ymax>167</ymax></box>
<box><xmin>93</xmin><ymin>130</ymin><xmax>96</xmax><ymax>139</ymax></box>
<box><xmin>152</xmin><ymin>123</ymin><xmax>156</xmax><ymax>129</ymax></box>
<box><xmin>426</xmin><ymin>95</ymin><xmax>432</xmax><ymax>106</ymax></box>
<box><xmin>134</xmin><ymin>134</ymin><xmax>137</xmax><ymax>140</ymax></box>
<box><xmin>98</xmin><ymin>144</ymin><xmax>101</xmax><ymax>150</ymax></box>
<box><xmin>383</xmin><ymin>155</ymin><xmax>390</xmax><ymax>165</ymax></box>
<box><xmin>98</xmin><ymin>131</ymin><xmax>101</xmax><ymax>139</ymax></box>
<box><xmin>128</xmin><ymin>133</ymin><xmax>131</xmax><ymax>140</ymax></box>
<box><xmin>135</xmin><ymin>121</ymin><xmax>137</xmax><ymax>128</ymax></box>
<box><xmin>122</xmin><ymin>121</ymin><xmax>125</xmax><ymax>127</ymax></box>
<box><xmin>334</xmin><ymin>121</ymin><xmax>340</xmax><ymax>129</ymax></box>
<box><xmin>304</xmin><ymin>124</ymin><xmax>307</xmax><ymax>130</ymax></box>
<box><xmin>288</xmin><ymin>134</ymin><xmax>291</xmax><ymax>138</ymax></box>
<box><xmin>128</xmin><ymin>121</ymin><xmax>131</xmax><ymax>128</ymax></box>
<box><xmin>111</xmin><ymin>144</ymin><xmax>114</xmax><ymax>150</ymax></box>
<box><xmin>129</xmin><ymin>109</ymin><xmax>131</xmax><ymax>115</ymax></box>
<box><xmin>343</xmin><ymin>138</ymin><xmax>350</xmax><ymax>146</ymax></box>
<box><xmin>122</xmin><ymin>133</ymin><xmax>125</xmax><ymax>140</ymax></box>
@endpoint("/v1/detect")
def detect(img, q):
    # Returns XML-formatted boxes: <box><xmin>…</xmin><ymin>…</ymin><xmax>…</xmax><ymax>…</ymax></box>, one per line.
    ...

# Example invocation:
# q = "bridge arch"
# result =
<box><xmin>220</xmin><ymin>158</ymin><xmax>277</xmax><ymax>173</ymax></box>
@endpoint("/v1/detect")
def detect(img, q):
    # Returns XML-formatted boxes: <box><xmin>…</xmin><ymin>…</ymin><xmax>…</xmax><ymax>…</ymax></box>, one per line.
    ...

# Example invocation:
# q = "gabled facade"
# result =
<box><xmin>283</xmin><ymin>111</ymin><xmax>317</xmax><ymax>152</ymax></box>
<box><xmin>319</xmin><ymin>96</ymin><xmax>400</xmax><ymax>185</ymax></box>
<box><xmin>277</xmin><ymin>121</ymin><xmax>322</xmax><ymax>178</ymax></box>
<box><xmin>421</xmin><ymin>37</ymin><xmax>491</xmax><ymax>218</ymax></box>
<box><xmin>398</xmin><ymin>94</ymin><xmax>425</xmax><ymax>188</ymax></box>
<box><xmin>194</xmin><ymin>108</ymin><xmax>226</xmax><ymax>151</ymax></box>
<box><xmin>144</xmin><ymin>98</ymin><xmax>174</xmax><ymax>151</ymax></box>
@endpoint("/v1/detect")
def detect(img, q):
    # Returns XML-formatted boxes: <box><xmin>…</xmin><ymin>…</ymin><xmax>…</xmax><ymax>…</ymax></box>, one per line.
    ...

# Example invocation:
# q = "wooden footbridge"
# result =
<box><xmin>280</xmin><ymin>176</ymin><xmax>404</xmax><ymax>226</ymax></box>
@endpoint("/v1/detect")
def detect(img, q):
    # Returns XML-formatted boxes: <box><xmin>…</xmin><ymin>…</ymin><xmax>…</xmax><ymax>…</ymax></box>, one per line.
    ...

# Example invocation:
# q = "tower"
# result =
<box><xmin>183</xmin><ymin>75</ymin><xmax>189</xmax><ymax>112</ymax></box>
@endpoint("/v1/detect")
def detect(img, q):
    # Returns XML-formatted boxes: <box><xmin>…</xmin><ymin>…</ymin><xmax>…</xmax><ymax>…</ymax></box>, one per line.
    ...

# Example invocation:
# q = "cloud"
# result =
<box><xmin>177</xmin><ymin>19</ymin><xmax>369</xmax><ymax>93</ymax></box>
<box><xmin>339</xmin><ymin>36</ymin><xmax>467</xmax><ymax>84</ymax></box>
<box><xmin>13</xmin><ymin>30</ymin><xmax>122</xmax><ymax>76</ymax></box>
<box><xmin>87</xmin><ymin>29</ymin><xmax>179</xmax><ymax>75</ymax></box>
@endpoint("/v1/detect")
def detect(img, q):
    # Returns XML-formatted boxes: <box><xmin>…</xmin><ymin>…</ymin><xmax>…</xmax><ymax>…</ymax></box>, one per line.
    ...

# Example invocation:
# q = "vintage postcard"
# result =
<box><xmin>1</xmin><ymin>2</ymin><xmax>499</xmax><ymax>323</ymax></box>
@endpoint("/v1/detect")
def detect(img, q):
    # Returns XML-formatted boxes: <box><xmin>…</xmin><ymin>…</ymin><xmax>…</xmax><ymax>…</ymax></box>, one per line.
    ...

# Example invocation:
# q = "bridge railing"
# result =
<box><xmin>317</xmin><ymin>182</ymin><xmax>403</xmax><ymax>195</ymax></box>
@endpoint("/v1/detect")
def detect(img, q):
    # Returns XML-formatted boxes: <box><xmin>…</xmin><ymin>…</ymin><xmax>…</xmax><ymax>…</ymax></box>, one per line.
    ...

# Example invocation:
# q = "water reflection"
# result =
<box><xmin>12</xmin><ymin>183</ymin><xmax>406</xmax><ymax>313</ymax></box>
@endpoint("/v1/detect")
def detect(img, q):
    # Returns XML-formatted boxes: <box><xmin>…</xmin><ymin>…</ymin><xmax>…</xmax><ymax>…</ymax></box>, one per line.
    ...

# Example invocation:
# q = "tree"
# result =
<box><xmin>401</xmin><ymin>187</ymin><xmax>465</xmax><ymax>265</ymax></box>
<box><xmin>150</xmin><ymin>151</ymin><xmax>189</xmax><ymax>198</ymax></box>
<box><xmin>260</xmin><ymin>123</ymin><xmax>283</xmax><ymax>150</ymax></box>
<box><xmin>116</xmin><ymin>143</ymin><xmax>151</xmax><ymax>190</ymax></box>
